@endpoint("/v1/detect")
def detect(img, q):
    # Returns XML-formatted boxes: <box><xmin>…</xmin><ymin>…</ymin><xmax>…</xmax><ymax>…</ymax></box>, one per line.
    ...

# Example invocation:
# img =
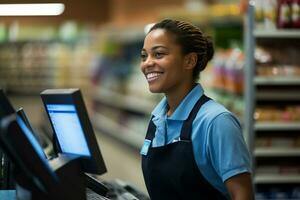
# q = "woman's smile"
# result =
<box><xmin>145</xmin><ymin>72</ymin><xmax>164</xmax><ymax>83</ymax></box>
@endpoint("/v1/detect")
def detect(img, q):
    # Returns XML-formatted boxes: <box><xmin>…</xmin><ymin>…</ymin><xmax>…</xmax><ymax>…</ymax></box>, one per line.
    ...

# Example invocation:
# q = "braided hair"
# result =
<box><xmin>149</xmin><ymin>19</ymin><xmax>214</xmax><ymax>81</ymax></box>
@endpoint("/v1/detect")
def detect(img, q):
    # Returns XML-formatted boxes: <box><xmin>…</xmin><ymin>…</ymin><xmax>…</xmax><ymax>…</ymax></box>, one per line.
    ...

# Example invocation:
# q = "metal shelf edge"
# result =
<box><xmin>255</xmin><ymin>174</ymin><xmax>300</xmax><ymax>184</ymax></box>
<box><xmin>91</xmin><ymin>112</ymin><xmax>145</xmax><ymax>149</ymax></box>
<box><xmin>255</xmin><ymin>148</ymin><xmax>300</xmax><ymax>157</ymax></box>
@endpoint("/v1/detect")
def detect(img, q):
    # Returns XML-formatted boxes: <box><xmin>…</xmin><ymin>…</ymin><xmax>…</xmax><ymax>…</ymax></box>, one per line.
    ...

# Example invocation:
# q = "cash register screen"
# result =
<box><xmin>46</xmin><ymin>104</ymin><xmax>91</xmax><ymax>157</ymax></box>
<box><xmin>16</xmin><ymin>117</ymin><xmax>47</xmax><ymax>161</ymax></box>
<box><xmin>41</xmin><ymin>88</ymin><xmax>107</xmax><ymax>174</ymax></box>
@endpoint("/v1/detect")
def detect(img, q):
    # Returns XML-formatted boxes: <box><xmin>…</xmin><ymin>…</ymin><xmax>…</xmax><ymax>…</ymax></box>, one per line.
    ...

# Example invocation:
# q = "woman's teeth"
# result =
<box><xmin>146</xmin><ymin>72</ymin><xmax>162</xmax><ymax>81</ymax></box>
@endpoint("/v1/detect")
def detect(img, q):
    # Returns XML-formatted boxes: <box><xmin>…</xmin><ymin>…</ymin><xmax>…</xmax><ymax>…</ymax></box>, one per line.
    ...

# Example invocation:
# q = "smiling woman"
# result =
<box><xmin>139</xmin><ymin>19</ymin><xmax>254</xmax><ymax>200</ymax></box>
<box><xmin>140</xmin><ymin>28</ymin><xmax>188</xmax><ymax>96</ymax></box>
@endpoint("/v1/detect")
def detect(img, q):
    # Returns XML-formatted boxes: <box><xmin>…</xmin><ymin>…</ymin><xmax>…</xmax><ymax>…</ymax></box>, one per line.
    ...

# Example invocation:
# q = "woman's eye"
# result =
<box><xmin>155</xmin><ymin>52</ymin><xmax>164</xmax><ymax>58</ymax></box>
<box><xmin>140</xmin><ymin>53</ymin><xmax>147</xmax><ymax>61</ymax></box>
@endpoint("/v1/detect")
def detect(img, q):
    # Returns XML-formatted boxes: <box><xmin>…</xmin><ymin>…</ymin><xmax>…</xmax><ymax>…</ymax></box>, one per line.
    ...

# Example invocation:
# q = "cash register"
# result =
<box><xmin>0</xmin><ymin>88</ymin><xmax>148</xmax><ymax>200</ymax></box>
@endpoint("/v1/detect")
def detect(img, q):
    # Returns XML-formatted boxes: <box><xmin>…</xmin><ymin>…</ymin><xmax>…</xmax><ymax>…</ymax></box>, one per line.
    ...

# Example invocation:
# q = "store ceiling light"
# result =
<box><xmin>0</xmin><ymin>3</ymin><xmax>65</xmax><ymax>16</ymax></box>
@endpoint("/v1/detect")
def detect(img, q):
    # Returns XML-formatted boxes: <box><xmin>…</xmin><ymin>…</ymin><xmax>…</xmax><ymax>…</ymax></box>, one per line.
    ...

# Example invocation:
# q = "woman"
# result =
<box><xmin>140</xmin><ymin>19</ymin><xmax>254</xmax><ymax>200</ymax></box>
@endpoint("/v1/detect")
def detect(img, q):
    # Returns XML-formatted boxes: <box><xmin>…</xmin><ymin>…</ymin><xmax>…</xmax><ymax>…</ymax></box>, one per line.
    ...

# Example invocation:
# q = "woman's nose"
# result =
<box><xmin>142</xmin><ymin>56</ymin><xmax>154</xmax><ymax>67</ymax></box>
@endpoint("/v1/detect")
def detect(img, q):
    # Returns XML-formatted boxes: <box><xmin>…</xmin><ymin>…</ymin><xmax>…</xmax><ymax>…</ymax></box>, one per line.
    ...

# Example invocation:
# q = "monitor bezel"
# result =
<box><xmin>16</xmin><ymin>108</ymin><xmax>48</xmax><ymax>160</ymax></box>
<box><xmin>40</xmin><ymin>88</ymin><xmax>107</xmax><ymax>175</ymax></box>
<box><xmin>0</xmin><ymin>89</ymin><xmax>15</xmax><ymax>117</ymax></box>
<box><xmin>0</xmin><ymin>114</ymin><xmax>59</xmax><ymax>192</ymax></box>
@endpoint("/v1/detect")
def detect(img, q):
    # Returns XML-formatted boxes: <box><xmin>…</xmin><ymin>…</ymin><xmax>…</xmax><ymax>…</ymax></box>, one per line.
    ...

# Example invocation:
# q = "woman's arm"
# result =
<box><xmin>225</xmin><ymin>172</ymin><xmax>254</xmax><ymax>200</ymax></box>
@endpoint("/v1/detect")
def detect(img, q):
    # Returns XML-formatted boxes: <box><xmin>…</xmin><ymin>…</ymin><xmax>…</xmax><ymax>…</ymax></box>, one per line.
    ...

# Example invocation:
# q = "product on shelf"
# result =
<box><xmin>255</xmin><ymin>0</ymin><xmax>278</xmax><ymax>29</ymax></box>
<box><xmin>278</xmin><ymin>0</ymin><xmax>292</xmax><ymax>28</ymax></box>
<box><xmin>256</xmin><ymin>64</ymin><xmax>300</xmax><ymax>76</ymax></box>
<box><xmin>255</xmin><ymin>137</ymin><xmax>295</xmax><ymax>147</ymax></box>
<box><xmin>255</xmin><ymin>0</ymin><xmax>300</xmax><ymax>29</ymax></box>
<box><xmin>254</xmin><ymin>105</ymin><xmax>300</xmax><ymax>122</ymax></box>
<box><xmin>292</xmin><ymin>0</ymin><xmax>300</xmax><ymax>28</ymax></box>
<box><xmin>278</xmin><ymin>0</ymin><xmax>300</xmax><ymax>28</ymax></box>
<box><xmin>265</xmin><ymin>0</ymin><xmax>278</xmax><ymax>29</ymax></box>
<box><xmin>255</xmin><ymin>46</ymin><xmax>300</xmax><ymax>77</ymax></box>
<box><xmin>212</xmin><ymin>48</ymin><xmax>244</xmax><ymax>94</ymax></box>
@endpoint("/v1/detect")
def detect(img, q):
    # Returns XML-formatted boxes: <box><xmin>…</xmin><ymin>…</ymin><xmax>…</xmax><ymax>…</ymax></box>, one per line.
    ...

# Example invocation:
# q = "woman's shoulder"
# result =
<box><xmin>201</xmin><ymin>99</ymin><xmax>231</xmax><ymax>117</ymax></box>
<box><xmin>195</xmin><ymin>98</ymin><xmax>240</xmax><ymax>126</ymax></box>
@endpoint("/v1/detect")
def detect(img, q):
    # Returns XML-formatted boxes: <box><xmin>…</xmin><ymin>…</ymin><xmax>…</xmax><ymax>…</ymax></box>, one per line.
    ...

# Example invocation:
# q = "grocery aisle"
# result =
<box><xmin>95</xmin><ymin>131</ymin><xmax>146</xmax><ymax>193</ymax></box>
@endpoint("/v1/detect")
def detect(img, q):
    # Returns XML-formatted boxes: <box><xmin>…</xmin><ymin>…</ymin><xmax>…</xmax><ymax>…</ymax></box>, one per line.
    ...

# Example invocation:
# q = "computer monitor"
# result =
<box><xmin>16</xmin><ymin>108</ymin><xmax>48</xmax><ymax>160</ymax></box>
<box><xmin>0</xmin><ymin>114</ymin><xmax>59</xmax><ymax>194</ymax></box>
<box><xmin>40</xmin><ymin>89</ymin><xmax>107</xmax><ymax>175</ymax></box>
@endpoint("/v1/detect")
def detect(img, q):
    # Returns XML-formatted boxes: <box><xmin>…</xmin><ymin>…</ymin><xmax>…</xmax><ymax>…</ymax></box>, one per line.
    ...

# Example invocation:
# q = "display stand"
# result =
<box><xmin>14</xmin><ymin>155</ymin><xmax>86</xmax><ymax>200</ymax></box>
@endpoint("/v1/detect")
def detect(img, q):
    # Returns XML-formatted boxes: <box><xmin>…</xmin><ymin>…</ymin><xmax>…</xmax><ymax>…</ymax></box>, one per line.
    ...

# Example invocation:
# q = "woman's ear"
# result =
<box><xmin>184</xmin><ymin>53</ymin><xmax>197</xmax><ymax>69</ymax></box>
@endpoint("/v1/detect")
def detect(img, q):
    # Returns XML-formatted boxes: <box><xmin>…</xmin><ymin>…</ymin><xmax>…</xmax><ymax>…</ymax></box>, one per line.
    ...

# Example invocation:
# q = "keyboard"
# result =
<box><xmin>85</xmin><ymin>174</ymin><xmax>150</xmax><ymax>200</ymax></box>
<box><xmin>104</xmin><ymin>179</ymin><xmax>150</xmax><ymax>200</ymax></box>
<box><xmin>86</xmin><ymin>188</ymin><xmax>110</xmax><ymax>200</ymax></box>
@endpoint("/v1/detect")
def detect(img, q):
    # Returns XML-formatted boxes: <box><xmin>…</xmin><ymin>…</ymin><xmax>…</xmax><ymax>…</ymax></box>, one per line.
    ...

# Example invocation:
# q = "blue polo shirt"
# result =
<box><xmin>147</xmin><ymin>84</ymin><xmax>252</xmax><ymax>198</ymax></box>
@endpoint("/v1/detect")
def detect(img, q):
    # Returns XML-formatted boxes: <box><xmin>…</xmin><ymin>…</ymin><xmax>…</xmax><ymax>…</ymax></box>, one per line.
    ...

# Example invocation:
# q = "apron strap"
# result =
<box><xmin>145</xmin><ymin>116</ymin><xmax>156</xmax><ymax>141</ymax></box>
<box><xmin>180</xmin><ymin>95</ymin><xmax>211</xmax><ymax>141</ymax></box>
<box><xmin>146</xmin><ymin>95</ymin><xmax>211</xmax><ymax>142</ymax></box>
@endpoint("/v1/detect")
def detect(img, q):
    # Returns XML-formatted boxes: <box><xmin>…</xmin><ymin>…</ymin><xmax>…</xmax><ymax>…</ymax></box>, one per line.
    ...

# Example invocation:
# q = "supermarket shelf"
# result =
<box><xmin>256</xmin><ymin>91</ymin><xmax>300</xmax><ymax>100</ymax></box>
<box><xmin>94</xmin><ymin>88</ymin><xmax>156</xmax><ymax>114</ymax></box>
<box><xmin>254</xmin><ymin>29</ymin><xmax>300</xmax><ymax>38</ymax></box>
<box><xmin>255</xmin><ymin>147</ymin><xmax>300</xmax><ymax>157</ymax></box>
<box><xmin>254</xmin><ymin>76</ymin><xmax>300</xmax><ymax>86</ymax></box>
<box><xmin>255</xmin><ymin>174</ymin><xmax>300</xmax><ymax>184</ymax></box>
<box><xmin>255</xmin><ymin>122</ymin><xmax>300</xmax><ymax>131</ymax></box>
<box><xmin>91</xmin><ymin>112</ymin><xmax>144</xmax><ymax>149</ymax></box>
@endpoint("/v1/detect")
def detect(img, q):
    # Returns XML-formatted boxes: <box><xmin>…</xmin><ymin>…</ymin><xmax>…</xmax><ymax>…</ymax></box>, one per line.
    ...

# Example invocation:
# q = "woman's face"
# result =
<box><xmin>140</xmin><ymin>29</ymin><xmax>191</xmax><ymax>94</ymax></box>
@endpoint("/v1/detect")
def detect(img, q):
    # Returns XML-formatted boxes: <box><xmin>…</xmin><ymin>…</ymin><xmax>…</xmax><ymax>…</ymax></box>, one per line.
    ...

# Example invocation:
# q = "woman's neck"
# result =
<box><xmin>166</xmin><ymin>82</ymin><xmax>196</xmax><ymax>117</ymax></box>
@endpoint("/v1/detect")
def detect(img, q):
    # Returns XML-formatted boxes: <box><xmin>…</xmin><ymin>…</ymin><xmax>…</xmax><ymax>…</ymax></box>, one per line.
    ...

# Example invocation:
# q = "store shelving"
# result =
<box><xmin>91</xmin><ymin>112</ymin><xmax>145</xmax><ymax>149</ymax></box>
<box><xmin>254</xmin><ymin>29</ymin><xmax>300</xmax><ymax>39</ymax></box>
<box><xmin>94</xmin><ymin>88</ymin><xmax>156</xmax><ymax>115</ymax></box>
<box><xmin>255</xmin><ymin>148</ymin><xmax>300</xmax><ymax>157</ymax></box>
<box><xmin>256</xmin><ymin>91</ymin><xmax>300</xmax><ymax>101</ymax></box>
<box><xmin>255</xmin><ymin>122</ymin><xmax>300</xmax><ymax>131</ymax></box>
<box><xmin>254</xmin><ymin>77</ymin><xmax>300</xmax><ymax>86</ymax></box>
<box><xmin>91</xmin><ymin>86</ymin><xmax>158</xmax><ymax>149</ymax></box>
<box><xmin>255</xmin><ymin>174</ymin><xmax>300</xmax><ymax>184</ymax></box>
<box><xmin>245</xmin><ymin>2</ymin><xmax>300</xmax><ymax>198</ymax></box>
<box><xmin>0</xmin><ymin>39</ymin><xmax>93</xmax><ymax>95</ymax></box>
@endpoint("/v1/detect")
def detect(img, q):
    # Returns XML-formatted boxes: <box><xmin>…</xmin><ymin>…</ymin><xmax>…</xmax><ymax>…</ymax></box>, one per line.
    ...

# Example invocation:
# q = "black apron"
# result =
<box><xmin>141</xmin><ymin>95</ymin><xmax>227</xmax><ymax>200</ymax></box>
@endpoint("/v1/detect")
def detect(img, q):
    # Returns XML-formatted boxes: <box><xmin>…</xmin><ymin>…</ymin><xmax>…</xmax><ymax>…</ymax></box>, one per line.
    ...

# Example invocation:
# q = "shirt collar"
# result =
<box><xmin>151</xmin><ymin>83</ymin><xmax>204</xmax><ymax>121</ymax></box>
<box><xmin>152</xmin><ymin>96</ymin><xmax>168</xmax><ymax>121</ymax></box>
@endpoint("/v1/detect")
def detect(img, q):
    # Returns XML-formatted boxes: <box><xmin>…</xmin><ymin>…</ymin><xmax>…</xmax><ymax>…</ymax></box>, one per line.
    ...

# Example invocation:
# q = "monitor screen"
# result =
<box><xmin>16</xmin><ymin>116</ymin><xmax>50</xmax><ymax>169</ymax></box>
<box><xmin>46</xmin><ymin>104</ymin><xmax>90</xmax><ymax>157</ymax></box>
<box><xmin>41</xmin><ymin>88</ymin><xmax>107</xmax><ymax>175</ymax></box>
<box><xmin>0</xmin><ymin>114</ymin><xmax>59</xmax><ymax>193</ymax></box>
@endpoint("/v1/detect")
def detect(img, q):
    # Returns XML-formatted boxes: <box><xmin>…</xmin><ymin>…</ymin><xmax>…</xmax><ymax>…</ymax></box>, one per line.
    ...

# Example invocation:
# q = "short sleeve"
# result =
<box><xmin>206</xmin><ymin>113</ymin><xmax>252</xmax><ymax>182</ymax></box>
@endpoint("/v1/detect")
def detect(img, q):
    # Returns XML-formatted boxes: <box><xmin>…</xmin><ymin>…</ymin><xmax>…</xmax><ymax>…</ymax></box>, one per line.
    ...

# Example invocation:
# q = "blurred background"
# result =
<box><xmin>0</xmin><ymin>0</ymin><xmax>300</xmax><ymax>199</ymax></box>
